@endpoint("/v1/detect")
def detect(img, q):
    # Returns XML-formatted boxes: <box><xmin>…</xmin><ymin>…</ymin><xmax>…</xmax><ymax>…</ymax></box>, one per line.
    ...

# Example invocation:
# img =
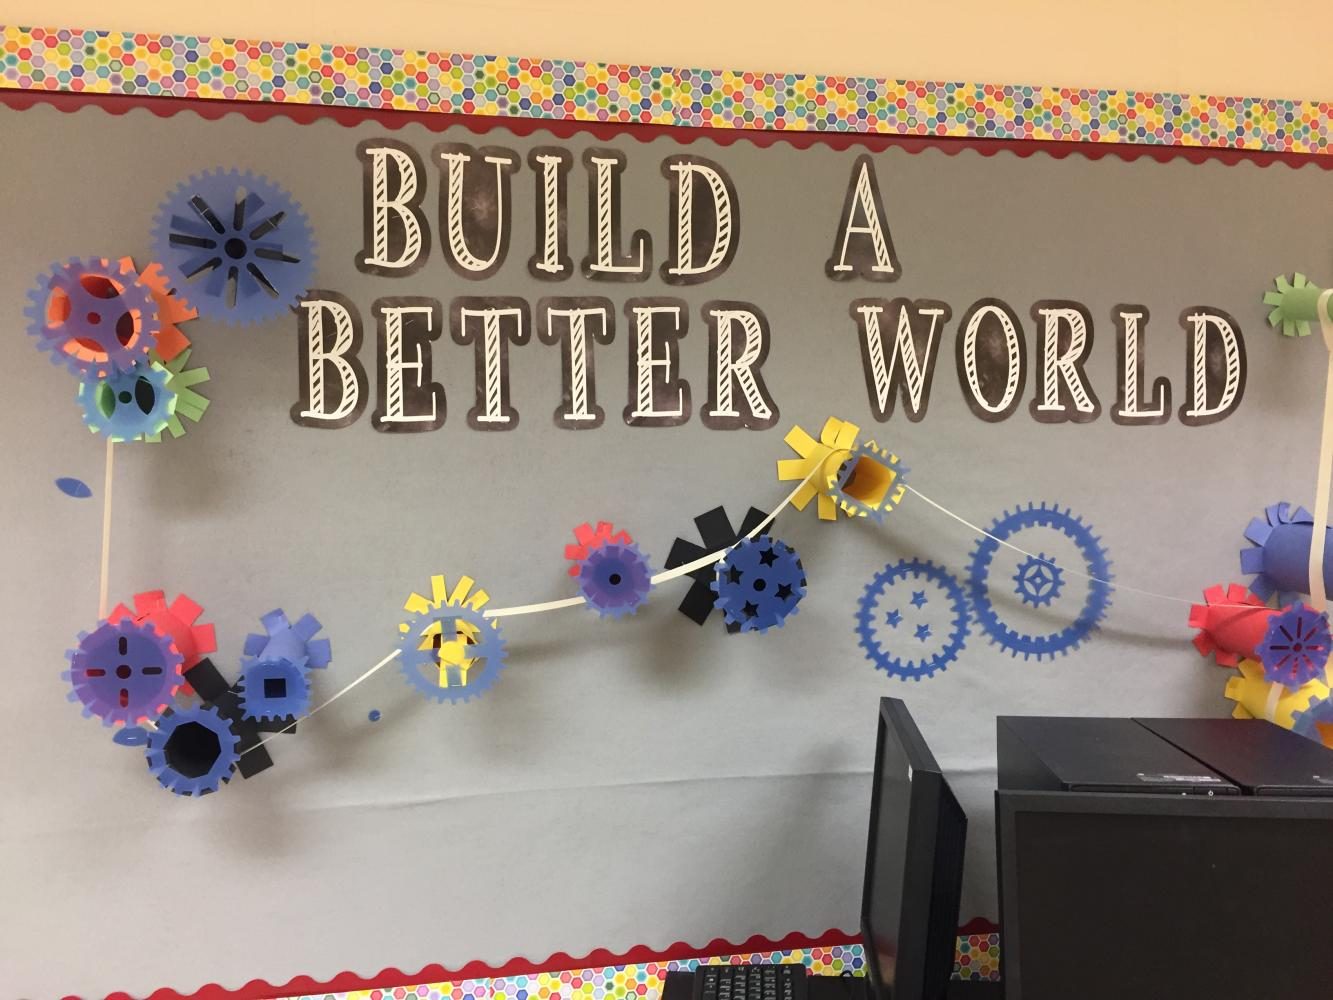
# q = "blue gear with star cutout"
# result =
<box><xmin>968</xmin><ymin>502</ymin><xmax>1112</xmax><ymax>661</ymax></box>
<box><xmin>711</xmin><ymin>535</ymin><xmax>807</xmax><ymax>633</ymax></box>
<box><xmin>152</xmin><ymin>168</ymin><xmax>316</xmax><ymax>325</ymax></box>
<box><xmin>855</xmin><ymin>558</ymin><xmax>970</xmax><ymax>680</ymax></box>
<box><xmin>1013</xmin><ymin>552</ymin><xmax>1064</xmax><ymax>608</ymax></box>
<box><xmin>76</xmin><ymin>360</ymin><xmax>177</xmax><ymax>442</ymax></box>
<box><xmin>397</xmin><ymin>604</ymin><xmax>508</xmax><ymax>704</ymax></box>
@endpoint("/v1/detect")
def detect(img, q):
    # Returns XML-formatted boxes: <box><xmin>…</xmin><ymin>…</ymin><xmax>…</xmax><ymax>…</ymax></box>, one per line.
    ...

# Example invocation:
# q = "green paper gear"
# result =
<box><xmin>1263</xmin><ymin>273</ymin><xmax>1326</xmax><ymax>338</ymax></box>
<box><xmin>146</xmin><ymin>348</ymin><xmax>211</xmax><ymax>441</ymax></box>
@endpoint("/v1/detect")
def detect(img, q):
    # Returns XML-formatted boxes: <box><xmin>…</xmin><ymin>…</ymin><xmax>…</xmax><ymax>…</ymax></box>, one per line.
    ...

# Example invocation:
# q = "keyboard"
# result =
<box><xmin>691</xmin><ymin>964</ymin><xmax>809</xmax><ymax>1000</ymax></box>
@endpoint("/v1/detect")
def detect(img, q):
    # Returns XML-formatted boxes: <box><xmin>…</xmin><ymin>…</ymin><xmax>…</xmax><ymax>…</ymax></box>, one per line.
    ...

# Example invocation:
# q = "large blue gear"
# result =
<box><xmin>711</xmin><ymin>536</ymin><xmax>807</xmax><ymax>633</ymax></box>
<box><xmin>397</xmin><ymin>605</ymin><xmax>508</xmax><ymax>703</ymax></box>
<box><xmin>238</xmin><ymin>657</ymin><xmax>311</xmax><ymax>722</ymax></box>
<box><xmin>578</xmin><ymin>541</ymin><xmax>654</xmax><ymax>619</ymax></box>
<box><xmin>855</xmin><ymin>558</ymin><xmax>969</xmax><ymax>680</ymax></box>
<box><xmin>65</xmin><ymin>619</ymin><xmax>184</xmax><ymax>727</ymax></box>
<box><xmin>145</xmin><ymin>704</ymin><xmax>241</xmax><ymax>796</ymax></box>
<box><xmin>76</xmin><ymin>360</ymin><xmax>177</xmax><ymax>442</ymax></box>
<box><xmin>1013</xmin><ymin>553</ymin><xmax>1064</xmax><ymax>608</ymax></box>
<box><xmin>968</xmin><ymin>502</ymin><xmax>1113</xmax><ymax>661</ymax></box>
<box><xmin>152</xmin><ymin>168</ymin><xmax>315</xmax><ymax>325</ymax></box>
<box><xmin>243</xmin><ymin>608</ymin><xmax>332</xmax><ymax>670</ymax></box>
<box><xmin>25</xmin><ymin>257</ymin><xmax>159</xmax><ymax>376</ymax></box>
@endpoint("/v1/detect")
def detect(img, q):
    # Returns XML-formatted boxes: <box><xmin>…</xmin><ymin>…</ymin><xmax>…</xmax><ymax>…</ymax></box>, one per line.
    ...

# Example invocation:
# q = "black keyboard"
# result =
<box><xmin>691</xmin><ymin>964</ymin><xmax>809</xmax><ymax>1000</ymax></box>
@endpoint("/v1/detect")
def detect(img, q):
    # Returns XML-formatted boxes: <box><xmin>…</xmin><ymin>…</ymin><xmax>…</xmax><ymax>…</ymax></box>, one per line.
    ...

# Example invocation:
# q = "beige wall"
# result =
<box><xmin>4</xmin><ymin>1</ymin><xmax>1331</xmax><ymax>101</ymax></box>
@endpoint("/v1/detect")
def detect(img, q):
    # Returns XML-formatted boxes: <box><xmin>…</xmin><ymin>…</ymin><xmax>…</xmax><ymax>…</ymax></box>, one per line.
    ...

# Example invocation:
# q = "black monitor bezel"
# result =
<box><xmin>995</xmin><ymin>789</ymin><xmax>1333</xmax><ymax>1000</ymax></box>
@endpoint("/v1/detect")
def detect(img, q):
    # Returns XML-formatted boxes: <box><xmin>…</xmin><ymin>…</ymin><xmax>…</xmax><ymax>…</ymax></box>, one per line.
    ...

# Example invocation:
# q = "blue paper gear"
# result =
<box><xmin>968</xmin><ymin>502</ymin><xmax>1113</xmax><ymax>661</ymax></box>
<box><xmin>829</xmin><ymin>443</ymin><xmax>908</xmax><ymax>523</ymax></box>
<box><xmin>1013</xmin><ymin>552</ymin><xmax>1064</xmax><ymax>608</ymax></box>
<box><xmin>152</xmin><ymin>168</ymin><xmax>316</xmax><ymax>325</ymax></box>
<box><xmin>145</xmin><ymin>704</ymin><xmax>241</xmax><ymax>796</ymax></box>
<box><xmin>243</xmin><ymin>608</ymin><xmax>332</xmax><ymax>670</ymax></box>
<box><xmin>711</xmin><ymin>535</ymin><xmax>807</xmax><ymax>633</ymax></box>
<box><xmin>24</xmin><ymin>257</ymin><xmax>160</xmax><ymax>376</ymax></box>
<box><xmin>578</xmin><ymin>541</ymin><xmax>654</xmax><ymax>618</ymax></box>
<box><xmin>855</xmin><ymin>558</ymin><xmax>970</xmax><ymax>680</ymax></box>
<box><xmin>76</xmin><ymin>360</ymin><xmax>177</xmax><ymax>442</ymax></box>
<box><xmin>64</xmin><ymin>619</ymin><xmax>183</xmax><ymax>727</ymax></box>
<box><xmin>237</xmin><ymin>657</ymin><xmax>311</xmax><ymax>722</ymax></box>
<box><xmin>1255</xmin><ymin>602</ymin><xmax>1332</xmax><ymax>688</ymax></box>
<box><xmin>1240</xmin><ymin>502</ymin><xmax>1333</xmax><ymax>604</ymax></box>
<box><xmin>1293</xmin><ymin>695</ymin><xmax>1333</xmax><ymax>746</ymax></box>
<box><xmin>397</xmin><ymin>605</ymin><xmax>508</xmax><ymax>703</ymax></box>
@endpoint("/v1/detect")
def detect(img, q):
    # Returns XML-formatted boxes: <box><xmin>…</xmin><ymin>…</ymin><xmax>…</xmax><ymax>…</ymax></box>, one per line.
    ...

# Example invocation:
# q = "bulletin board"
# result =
<box><xmin>4</xmin><ymin>26</ymin><xmax>1333</xmax><ymax>1000</ymax></box>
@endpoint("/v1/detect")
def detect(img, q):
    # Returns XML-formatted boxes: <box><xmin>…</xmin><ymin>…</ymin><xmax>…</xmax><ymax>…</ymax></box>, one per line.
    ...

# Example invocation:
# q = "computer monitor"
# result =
<box><xmin>861</xmin><ymin>698</ymin><xmax>969</xmax><ymax>1000</ymax></box>
<box><xmin>996</xmin><ymin>790</ymin><xmax>1333</xmax><ymax>1000</ymax></box>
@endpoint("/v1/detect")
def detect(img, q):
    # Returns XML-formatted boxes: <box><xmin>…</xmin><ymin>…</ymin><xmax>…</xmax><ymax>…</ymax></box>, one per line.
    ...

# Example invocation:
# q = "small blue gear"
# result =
<box><xmin>65</xmin><ymin>619</ymin><xmax>184</xmax><ymax>727</ymax></box>
<box><xmin>968</xmin><ymin>502</ymin><xmax>1113</xmax><ymax>661</ymax></box>
<box><xmin>25</xmin><ymin>257</ymin><xmax>159</xmax><ymax>376</ymax></box>
<box><xmin>76</xmin><ymin>360</ymin><xmax>177</xmax><ymax>442</ymax></box>
<box><xmin>238</xmin><ymin>657</ymin><xmax>310</xmax><ymax>722</ymax></box>
<box><xmin>579</xmin><ymin>541</ymin><xmax>654</xmax><ymax>619</ymax></box>
<box><xmin>243</xmin><ymin>608</ymin><xmax>332</xmax><ymax>670</ymax></box>
<box><xmin>855</xmin><ymin>559</ymin><xmax>969</xmax><ymax>680</ymax></box>
<box><xmin>712</xmin><ymin>536</ymin><xmax>807</xmax><ymax>633</ymax></box>
<box><xmin>1013</xmin><ymin>553</ymin><xmax>1064</xmax><ymax>608</ymax></box>
<box><xmin>829</xmin><ymin>442</ymin><xmax>908</xmax><ymax>523</ymax></box>
<box><xmin>152</xmin><ymin>168</ymin><xmax>316</xmax><ymax>325</ymax></box>
<box><xmin>145</xmin><ymin>704</ymin><xmax>241</xmax><ymax>796</ymax></box>
<box><xmin>397</xmin><ymin>605</ymin><xmax>508</xmax><ymax>703</ymax></box>
<box><xmin>1293</xmin><ymin>695</ymin><xmax>1333</xmax><ymax>747</ymax></box>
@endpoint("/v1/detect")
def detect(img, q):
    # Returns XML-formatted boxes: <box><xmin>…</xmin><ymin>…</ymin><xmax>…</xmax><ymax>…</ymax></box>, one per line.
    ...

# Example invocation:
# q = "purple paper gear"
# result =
<box><xmin>64</xmin><ymin>619</ymin><xmax>184</xmax><ymax>728</ymax></box>
<box><xmin>76</xmin><ymin>360</ymin><xmax>177</xmax><ymax>442</ymax></box>
<box><xmin>145</xmin><ymin>704</ymin><xmax>241</xmax><ymax>796</ymax></box>
<box><xmin>25</xmin><ymin>257</ymin><xmax>160</xmax><ymax>377</ymax></box>
<box><xmin>711</xmin><ymin>536</ymin><xmax>807</xmax><ymax>634</ymax></box>
<box><xmin>1241</xmin><ymin>502</ymin><xmax>1333</xmax><ymax>603</ymax></box>
<box><xmin>152</xmin><ymin>168</ymin><xmax>316</xmax><ymax>325</ymax></box>
<box><xmin>242</xmin><ymin>608</ymin><xmax>332</xmax><ymax>670</ymax></box>
<box><xmin>237</xmin><ymin>657</ymin><xmax>310</xmax><ymax>722</ymax></box>
<box><xmin>578</xmin><ymin>541</ymin><xmax>654</xmax><ymax>618</ymax></box>
<box><xmin>1255</xmin><ymin>602</ymin><xmax>1332</xmax><ymax>688</ymax></box>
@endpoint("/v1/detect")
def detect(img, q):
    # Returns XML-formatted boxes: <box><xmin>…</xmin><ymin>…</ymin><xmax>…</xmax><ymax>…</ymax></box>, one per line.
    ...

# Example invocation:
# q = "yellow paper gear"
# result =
<box><xmin>400</xmin><ymin>574</ymin><xmax>493</xmax><ymax>691</ymax></box>
<box><xmin>1224</xmin><ymin>658</ymin><xmax>1330</xmax><ymax>729</ymax></box>
<box><xmin>777</xmin><ymin>416</ymin><xmax>861</xmax><ymax>521</ymax></box>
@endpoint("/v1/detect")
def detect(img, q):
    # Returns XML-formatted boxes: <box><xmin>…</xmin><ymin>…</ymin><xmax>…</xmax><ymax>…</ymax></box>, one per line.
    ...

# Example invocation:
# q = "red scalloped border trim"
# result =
<box><xmin>2</xmin><ymin>87</ymin><xmax>1330</xmax><ymax>170</ymax></box>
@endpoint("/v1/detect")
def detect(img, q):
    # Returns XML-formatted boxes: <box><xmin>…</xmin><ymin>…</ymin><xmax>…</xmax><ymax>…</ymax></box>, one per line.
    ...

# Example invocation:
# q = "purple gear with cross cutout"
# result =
<box><xmin>578</xmin><ymin>541</ymin><xmax>654</xmax><ymax>618</ymax></box>
<box><xmin>242</xmin><ymin>608</ymin><xmax>332</xmax><ymax>670</ymax></box>
<box><xmin>25</xmin><ymin>257</ymin><xmax>160</xmax><ymax>377</ymax></box>
<box><xmin>64</xmin><ymin>618</ymin><xmax>184</xmax><ymax>727</ymax></box>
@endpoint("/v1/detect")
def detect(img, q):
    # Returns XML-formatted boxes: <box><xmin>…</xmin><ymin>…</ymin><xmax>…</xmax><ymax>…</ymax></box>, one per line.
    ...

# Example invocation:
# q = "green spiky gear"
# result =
<box><xmin>1263</xmin><ymin>273</ymin><xmax>1325</xmax><ymax>338</ymax></box>
<box><xmin>145</xmin><ymin>347</ymin><xmax>210</xmax><ymax>441</ymax></box>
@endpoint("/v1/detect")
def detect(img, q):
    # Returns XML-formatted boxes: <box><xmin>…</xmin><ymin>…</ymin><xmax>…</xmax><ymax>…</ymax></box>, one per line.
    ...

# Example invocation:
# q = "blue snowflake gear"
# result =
<box><xmin>145</xmin><ymin>704</ymin><xmax>241</xmax><ymax>796</ymax></box>
<box><xmin>711</xmin><ymin>536</ymin><xmax>807</xmax><ymax>634</ymax></box>
<box><xmin>152</xmin><ymin>168</ymin><xmax>316</xmax><ymax>325</ymax></box>
<box><xmin>578</xmin><ymin>541</ymin><xmax>654</xmax><ymax>619</ymax></box>
<box><xmin>1256</xmin><ymin>602</ymin><xmax>1332</xmax><ymax>689</ymax></box>
<box><xmin>397</xmin><ymin>605</ymin><xmax>508</xmax><ymax>703</ymax></box>
<box><xmin>237</xmin><ymin>657</ymin><xmax>311</xmax><ymax>722</ymax></box>
<box><xmin>243</xmin><ymin>608</ymin><xmax>332</xmax><ymax>670</ymax></box>
<box><xmin>64</xmin><ymin>618</ymin><xmax>184</xmax><ymax>727</ymax></box>
<box><xmin>828</xmin><ymin>441</ymin><xmax>908</xmax><ymax>522</ymax></box>
<box><xmin>1240</xmin><ymin>502</ymin><xmax>1333</xmax><ymax>604</ymax></box>
<box><xmin>25</xmin><ymin>256</ymin><xmax>160</xmax><ymax>377</ymax></box>
<box><xmin>76</xmin><ymin>359</ymin><xmax>177</xmax><ymax>442</ymax></box>
<box><xmin>968</xmin><ymin>502</ymin><xmax>1113</xmax><ymax>661</ymax></box>
<box><xmin>1013</xmin><ymin>553</ymin><xmax>1064</xmax><ymax>608</ymax></box>
<box><xmin>855</xmin><ymin>558</ymin><xmax>970</xmax><ymax>680</ymax></box>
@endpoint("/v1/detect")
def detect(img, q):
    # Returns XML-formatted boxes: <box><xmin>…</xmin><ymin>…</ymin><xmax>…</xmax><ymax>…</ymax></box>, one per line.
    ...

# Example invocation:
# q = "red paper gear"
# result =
<box><xmin>108</xmin><ymin>590</ymin><xmax>217</xmax><ymax>694</ymax></box>
<box><xmin>125</xmin><ymin>257</ymin><xmax>196</xmax><ymax>362</ymax></box>
<box><xmin>565</xmin><ymin>521</ymin><xmax>633</xmax><ymax>577</ymax></box>
<box><xmin>1189</xmin><ymin>583</ymin><xmax>1277</xmax><ymax>666</ymax></box>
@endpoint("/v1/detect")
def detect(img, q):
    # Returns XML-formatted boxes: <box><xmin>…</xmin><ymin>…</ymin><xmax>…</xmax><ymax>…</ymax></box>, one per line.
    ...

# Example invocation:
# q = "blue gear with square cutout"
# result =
<box><xmin>578</xmin><ymin>541</ymin><xmax>654</xmax><ymax>619</ymax></box>
<box><xmin>968</xmin><ymin>502</ymin><xmax>1112</xmax><ymax>661</ymax></box>
<box><xmin>152</xmin><ymin>168</ymin><xmax>315</xmax><ymax>325</ymax></box>
<box><xmin>238</xmin><ymin>657</ymin><xmax>310</xmax><ymax>722</ymax></box>
<box><xmin>711</xmin><ymin>535</ymin><xmax>807</xmax><ymax>633</ymax></box>
<box><xmin>397</xmin><ymin>605</ymin><xmax>508</xmax><ymax>703</ymax></box>
<box><xmin>145</xmin><ymin>704</ymin><xmax>241</xmax><ymax>796</ymax></box>
<box><xmin>1013</xmin><ymin>553</ymin><xmax>1064</xmax><ymax>608</ymax></box>
<box><xmin>855</xmin><ymin>558</ymin><xmax>969</xmax><ymax>680</ymax></box>
<box><xmin>243</xmin><ymin>608</ymin><xmax>332</xmax><ymax>670</ymax></box>
<box><xmin>76</xmin><ymin>360</ymin><xmax>177</xmax><ymax>442</ymax></box>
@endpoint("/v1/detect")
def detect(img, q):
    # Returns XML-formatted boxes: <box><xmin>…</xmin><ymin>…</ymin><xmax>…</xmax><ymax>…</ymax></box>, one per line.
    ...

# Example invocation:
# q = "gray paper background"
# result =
<box><xmin>2</xmin><ymin>101</ymin><xmax>1331</xmax><ymax>998</ymax></box>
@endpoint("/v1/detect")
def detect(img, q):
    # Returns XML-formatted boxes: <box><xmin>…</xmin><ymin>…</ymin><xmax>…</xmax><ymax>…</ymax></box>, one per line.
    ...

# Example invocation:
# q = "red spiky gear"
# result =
<box><xmin>124</xmin><ymin>257</ymin><xmax>196</xmax><ymax>362</ymax></box>
<box><xmin>108</xmin><ymin>590</ymin><xmax>217</xmax><ymax>694</ymax></box>
<box><xmin>1189</xmin><ymin>583</ymin><xmax>1276</xmax><ymax>667</ymax></box>
<box><xmin>565</xmin><ymin>521</ymin><xmax>634</xmax><ymax>577</ymax></box>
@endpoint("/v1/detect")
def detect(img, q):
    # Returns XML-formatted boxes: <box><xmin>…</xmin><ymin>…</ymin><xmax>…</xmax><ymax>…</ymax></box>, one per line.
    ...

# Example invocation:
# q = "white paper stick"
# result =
<box><xmin>98</xmin><ymin>439</ymin><xmax>114</xmax><ymax>619</ymax></box>
<box><xmin>1307</xmin><ymin>288</ymin><xmax>1333</xmax><ymax>611</ymax></box>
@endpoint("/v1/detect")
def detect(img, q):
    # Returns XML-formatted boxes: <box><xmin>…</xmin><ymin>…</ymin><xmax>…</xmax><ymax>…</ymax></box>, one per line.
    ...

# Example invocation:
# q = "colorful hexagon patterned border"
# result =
<box><xmin>2</xmin><ymin>26</ymin><xmax>1330</xmax><ymax>155</ymax></box>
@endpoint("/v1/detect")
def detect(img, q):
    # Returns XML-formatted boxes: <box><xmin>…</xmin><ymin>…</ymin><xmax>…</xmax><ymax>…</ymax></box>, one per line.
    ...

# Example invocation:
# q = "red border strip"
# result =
<box><xmin>4</xmin><ymin>87</ymin><xmax>1330</xmax><ymax>169</ymax></box>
